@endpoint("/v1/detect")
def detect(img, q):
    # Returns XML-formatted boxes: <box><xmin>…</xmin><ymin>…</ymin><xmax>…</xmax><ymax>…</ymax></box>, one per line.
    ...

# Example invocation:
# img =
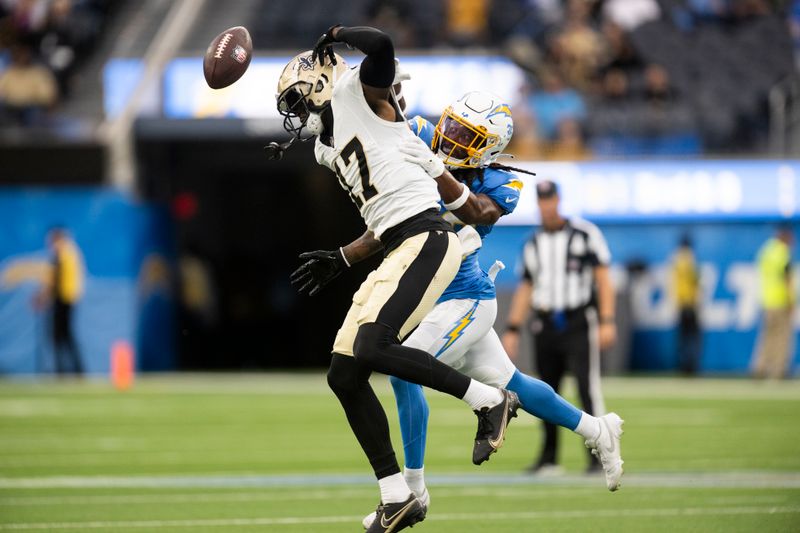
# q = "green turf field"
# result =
<box><xmin>1</xmin><ymin>374</ymin><xmax>798</xmax><ymax>532</ymax></box>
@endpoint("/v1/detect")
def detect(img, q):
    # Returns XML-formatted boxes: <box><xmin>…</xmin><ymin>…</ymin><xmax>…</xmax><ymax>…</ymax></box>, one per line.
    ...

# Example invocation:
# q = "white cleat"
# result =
<box><xmin>585</xmin><ymin>413</ymin><xmax>624</xmax><ymax>491</ymax></box>
<box><xmin>362</xmin><ymin>488</ymin><xmax>430</xmax><ymax>530</ymax></box>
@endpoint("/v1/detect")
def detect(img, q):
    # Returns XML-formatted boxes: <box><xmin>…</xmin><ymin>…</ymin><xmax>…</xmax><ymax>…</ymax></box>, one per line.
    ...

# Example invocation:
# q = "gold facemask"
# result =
<box><xmin>432</xmin><ymin>107</ymin><xmax>500</xmax><ymax>168</ymax></box>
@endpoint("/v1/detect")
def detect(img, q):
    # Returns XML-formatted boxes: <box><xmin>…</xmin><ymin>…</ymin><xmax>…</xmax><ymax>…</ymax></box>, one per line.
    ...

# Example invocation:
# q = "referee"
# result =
<box><xmin>502</xmin><ymin>180</ymin><xmax>617</xmax><ymax>474</ymax></box>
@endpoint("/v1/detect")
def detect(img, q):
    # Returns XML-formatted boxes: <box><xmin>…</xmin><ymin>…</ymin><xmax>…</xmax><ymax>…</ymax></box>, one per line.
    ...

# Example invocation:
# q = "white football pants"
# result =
<box><xmin>402</xmin><ymin>297</ymin><xmax>516</xmax><ymax>388</ymax></box>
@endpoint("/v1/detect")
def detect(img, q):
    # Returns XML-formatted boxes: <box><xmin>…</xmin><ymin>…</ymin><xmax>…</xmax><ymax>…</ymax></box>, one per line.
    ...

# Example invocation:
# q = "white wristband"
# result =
<box><xmin>339</xmin><ymin>247</ymin><xmax>351</xmax><ymax>268</ymax></box>
<box><xmin>444</xmin><ymin>183</ymin><xmax>470</xmax><ymax>211</ymax></box>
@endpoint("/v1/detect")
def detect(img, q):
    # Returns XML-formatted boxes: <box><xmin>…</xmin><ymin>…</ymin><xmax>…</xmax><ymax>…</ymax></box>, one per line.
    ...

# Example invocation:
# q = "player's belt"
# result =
<box><xmin>380</xmin><ymin>208</ymin><xmax>453</xmax><ymax>255</ymax></box>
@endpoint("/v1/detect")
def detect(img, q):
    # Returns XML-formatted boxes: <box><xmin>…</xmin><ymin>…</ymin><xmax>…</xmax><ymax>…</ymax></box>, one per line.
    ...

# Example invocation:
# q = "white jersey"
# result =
<box><xmin>330</xmin><ymin>66</ymin><xmax>440</xmax><ymax>239</ymax></box>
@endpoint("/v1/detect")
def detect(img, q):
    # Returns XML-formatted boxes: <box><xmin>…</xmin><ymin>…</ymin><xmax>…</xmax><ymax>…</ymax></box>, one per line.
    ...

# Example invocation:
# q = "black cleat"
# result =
<box><xmin>365</xmin><ymin>494</ymin><xmax>426</xmax><ymax>533</ymax></box>
<box><xmin>472</xmin><ymin>389</ymin><xmax>520</xmax><ymax>465</ymax></box>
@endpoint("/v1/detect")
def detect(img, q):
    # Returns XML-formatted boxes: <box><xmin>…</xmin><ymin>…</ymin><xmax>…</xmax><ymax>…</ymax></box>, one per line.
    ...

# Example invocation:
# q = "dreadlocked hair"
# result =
<box><xmin>451</xmin><ymin>167</ymin><xmax>485</xmax><ymax>185</ymax></box>
<box><xmin>451</xmin><ymin>163</ymin><xmax>537</xmax><ymax>186</ymax></box>
<box><xmin>488</xmin><ymin>162</ymin><xmax>537</xmax><ymax>177</ymax></box>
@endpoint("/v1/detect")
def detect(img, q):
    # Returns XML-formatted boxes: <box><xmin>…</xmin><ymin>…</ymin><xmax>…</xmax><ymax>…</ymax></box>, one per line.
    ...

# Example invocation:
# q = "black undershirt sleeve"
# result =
<box><xmin>335</xmin><ymin>26</ymin><xmax>395</xmax><ymax>88</ymax></box>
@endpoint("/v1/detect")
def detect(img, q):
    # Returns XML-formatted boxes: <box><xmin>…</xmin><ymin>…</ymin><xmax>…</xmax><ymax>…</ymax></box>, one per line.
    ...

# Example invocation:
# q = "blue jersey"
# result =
<box><xmin>409</xmin><ymin>116</ymin><xmax>523</xmax><ymax>302</ymax></box>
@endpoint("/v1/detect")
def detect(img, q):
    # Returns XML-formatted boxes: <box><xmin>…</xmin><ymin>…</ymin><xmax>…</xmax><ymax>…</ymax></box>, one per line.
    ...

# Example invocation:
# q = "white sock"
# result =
<box><xmin>403</xmin><ymin>466</ymin><xmax>426</xmax><ymax>497</ymax></box>
<box><xmin>462</xmin><ymin>379</ymin><xmax>504</xmax><ymax>411</ymax></box>
<box><xmin>574</xmin><ymin>412</ymin><xmax>601</xmax><ymax>441</ymax></box>
<box><xmin>378</xmin><ymin>472</ymin><xmax>411</xmax><ymax>504</ymax></box>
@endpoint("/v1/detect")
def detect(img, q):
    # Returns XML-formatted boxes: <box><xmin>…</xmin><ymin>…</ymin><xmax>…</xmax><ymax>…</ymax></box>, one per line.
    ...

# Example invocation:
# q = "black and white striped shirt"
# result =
<box><xmin>521</xmin><ymin>217</ymin><xmax>611</xmax><ymax>312</ymax></box>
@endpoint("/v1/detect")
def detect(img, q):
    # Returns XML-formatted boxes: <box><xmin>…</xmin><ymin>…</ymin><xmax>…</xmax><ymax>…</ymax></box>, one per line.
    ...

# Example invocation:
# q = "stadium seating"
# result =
<box><xmin>0</xmin><ymin>0</ymin><xmax>795</xmax><ymax>156</ymax></box>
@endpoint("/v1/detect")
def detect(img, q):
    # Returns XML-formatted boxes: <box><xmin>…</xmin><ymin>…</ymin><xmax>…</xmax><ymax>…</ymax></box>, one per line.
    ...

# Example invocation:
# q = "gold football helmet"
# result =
<box><xmin>276</xmin><ymin>50</ymin><xmax>347</xmax><ymax>139</ymax></box>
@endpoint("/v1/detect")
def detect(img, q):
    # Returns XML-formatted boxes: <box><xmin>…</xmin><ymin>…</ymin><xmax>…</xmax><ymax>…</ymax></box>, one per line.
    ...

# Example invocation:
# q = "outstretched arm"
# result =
<box><xmin>290</xmin><ymin>230</ymin><xmax>383</xmax><ymax>296</ymax></box>
<box><xmin>333</xmin><ymin>26</ymin><xmax>394</xmax><ymax>90</ymax></box>
<box><xmin>314</xmin><ymin>25</ymin><xmax>397</xmax><ymax>116</ymax></box>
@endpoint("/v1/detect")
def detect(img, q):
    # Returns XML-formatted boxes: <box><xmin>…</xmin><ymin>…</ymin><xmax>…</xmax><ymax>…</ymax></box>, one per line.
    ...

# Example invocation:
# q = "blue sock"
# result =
<box><xmin>390</xmin><ymin>376</ymin><xmax>428</xmax><ymax>469</ymax></box>
<box><xmin>506</xmin><ymin>370</ymin><xmax>582</xmax><ymax>430</ymax></box>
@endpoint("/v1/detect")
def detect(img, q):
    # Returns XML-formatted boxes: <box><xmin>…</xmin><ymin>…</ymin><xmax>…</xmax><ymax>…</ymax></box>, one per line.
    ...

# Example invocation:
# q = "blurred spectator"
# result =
<box><xmin>4</xmin><ymin>0</ymin><xmax>49</xmax><ymax>38</ymax></box>
<box><xmin>752</xmin><ymin>226</ymin><xmax>795</xmax><ymax>379</ymax></box>
<box><xmin>687</xmin><ymin>0</ymin><xmax>731</xmax><ymax>24</ymax></box>
<box><xmin>0</xmin><ymin>0</ymin><xmax>114</xmax><ymax>112</ymax></box>
<box><xmin>602</xmin><ymin>0</ymin><xmax>660</xmax><ymax>31</ymax></box>
<box><xmin>671</xmin><ymin>234</ymin><xmax>702</xmax><ymax>375</ymax></box>
<box><xmin>790</xmin><ymin>0</ymin><xmax>800</xmax><ymax>69</ymax></box>
<box><xmin>444</xmin><ymin>0</ymin><xmax>490</xmax><ymax>46</ymax></box>
<box><xmin>548</xmin><ymin>0</ymin><xmax>606</xmax><ymax>90</ymax></box>
<box><xmin>39</xmin><ymin>0</ymin><xmax>102</xmax><ymax>96</ymax></box>
<box><xmin>33</xmin><ymin>227</ymin><xmax>85</xmax><ymax>375</ymax></box>
<box><xmin>601</xmin><ymin>67</ymin><xmax>630</xmax><ymax>102</ymax></box>
<box><xmin>545</xmin><ymin>118</ymin><xmax>591</xmax><ymax>160</ymax></box>
<box><xmin>643</xmin><ymin>64</ymin><xmax>675</xmax><ymax>107</ymax></box>
<box><xmin>489</xmin><ymin>0</ymin><xmax>546</xmax><ymax>45</ymax></box>
<box><xmin>526</xmin><ymin>68</ymin><xmax>586</xmax><ymax>141</ymax></box>
<box><xmin>365</xmin><ymin>0</ymin><xmax>418</xmax><ymax>48</ymax></box>
<box><xmin>179</xmin><ymin>253</ymin><xmax>218</xmax><ymax>326</ymax></box>
<box><xmin>0</xmin><ymin>43</ymin><xmax>57</xmax><ymax>125</ymax></box>
<box><xmin>600</xmin><ymin>22</ymin><xmax>642</xmax><ymax>73</ymax></box>
<box><xmin>531</xmin><ymin>0</ymin><xmax>564</xmax><ymax>29</ymax></box>
<box><xmin>507</xmin><ymin>99</ymin><xmax>543</xmax><ymax>158</ymax></box>
<box><xmin>731</xmin><ymin>0</ymin><xmax>772</xmax><ymax>21</ymax></box>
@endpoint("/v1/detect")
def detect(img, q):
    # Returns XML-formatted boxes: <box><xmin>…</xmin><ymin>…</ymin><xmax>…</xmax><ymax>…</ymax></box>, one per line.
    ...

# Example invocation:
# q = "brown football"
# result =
<box><xmin>203</xmin><ymin>26</ymin><xmax>252</xmax><ymax>89</ymax></box>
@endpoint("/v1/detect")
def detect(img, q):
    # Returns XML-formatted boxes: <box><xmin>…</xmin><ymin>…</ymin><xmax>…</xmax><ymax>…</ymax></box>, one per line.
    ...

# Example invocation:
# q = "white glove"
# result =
<box><xmin>314</xmin><ymin>137</ymin><xmax>337</xmax><ymax>170</ymax></box>
<box><xmin>393</xmin><ymin>58</ymin><xmax>411</xmax><ymax>84</ymax></box>
<box><xmin>398</xmin><ymin>136</ymin><xmax>444</xmax><ymax>178</ymax></box>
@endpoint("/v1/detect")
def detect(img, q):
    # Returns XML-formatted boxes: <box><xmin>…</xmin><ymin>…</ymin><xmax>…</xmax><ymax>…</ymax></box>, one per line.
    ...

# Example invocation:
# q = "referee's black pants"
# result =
<box><xmin>532</xmin><ymin>307</ymin><xmax>603</xmax><ymax>467</ymax></box>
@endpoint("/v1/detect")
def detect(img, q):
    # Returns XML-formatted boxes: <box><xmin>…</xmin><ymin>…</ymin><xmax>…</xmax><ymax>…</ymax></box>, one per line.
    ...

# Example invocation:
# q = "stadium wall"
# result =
<box><xmin>488</xmin><ymin>223</ymin><xmax>800</xmax><ymax>374</ymax></box>
<box><xmin>1</xmin><ymin>159</ymin><xmax>798</xmax><ymax>375</ymax></box>
<box><xmin>0</xmin><ymin>187</ymin><xmax>176</xmax><ymax>375</ymax></box>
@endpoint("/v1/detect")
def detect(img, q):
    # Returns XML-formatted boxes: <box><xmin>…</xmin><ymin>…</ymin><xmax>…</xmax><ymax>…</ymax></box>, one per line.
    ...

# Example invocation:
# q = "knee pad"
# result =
<box><xmin>353</xmin><ymin>322</ymin><xmax>395</xmax><ymax>366</ymax></box>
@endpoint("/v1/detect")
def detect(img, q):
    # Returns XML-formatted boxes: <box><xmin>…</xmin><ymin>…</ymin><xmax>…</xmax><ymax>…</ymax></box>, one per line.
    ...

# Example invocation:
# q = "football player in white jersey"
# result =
<box><xmin>356</xmin><ymin>93</ymin><xmax>625</xmax><ymax>528</ymax></box>
<box><xmin>314</xmin><ymin>89</ymin><xmax>625</xmax><ymax>528</ymax></box>
<box><xmin>278</xmin><ymin>25</ymin><xmax>520</xmax><ymax>533</ymax></box>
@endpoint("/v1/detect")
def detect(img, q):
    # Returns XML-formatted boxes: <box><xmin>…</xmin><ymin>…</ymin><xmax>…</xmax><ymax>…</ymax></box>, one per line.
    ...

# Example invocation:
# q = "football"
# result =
<box><xmin>203</xmin><ymin>26</ymin><xmax>252</xmax><ymax>89</ymax></box>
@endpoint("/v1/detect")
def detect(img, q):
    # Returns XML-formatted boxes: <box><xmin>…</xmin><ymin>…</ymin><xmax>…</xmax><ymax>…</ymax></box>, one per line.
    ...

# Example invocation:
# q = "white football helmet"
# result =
<box><xmin>276</xmin><ymin>50</ymin><xmax>347</xmax><ymax>139</ymax></box>
<box><xmin>432</xmin><ymin>91</ymin><xmax>514</xmax><ymax>169</ymax></box>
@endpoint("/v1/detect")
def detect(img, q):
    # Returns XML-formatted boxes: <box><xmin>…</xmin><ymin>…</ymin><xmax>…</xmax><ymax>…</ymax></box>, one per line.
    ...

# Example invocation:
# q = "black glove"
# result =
<box><xmin>290</xmin><ymin>249</ymin><xmax>348</xmax><ymax>296</ymax></box>
<box><xmin>263</xmin><ymin>139</ymin><xmax>294</xmax><ymax>160</ymax></box>
<box><xmin>311</xmin><ymin>24</ymin><xmax>341</xmax><ymax>66</ymax></box>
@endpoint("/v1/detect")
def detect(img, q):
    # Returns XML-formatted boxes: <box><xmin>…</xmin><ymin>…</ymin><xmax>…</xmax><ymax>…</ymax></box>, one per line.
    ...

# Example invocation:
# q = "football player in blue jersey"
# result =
<box><xmin>315</xmin><ymin>89</ymin><xmax>625</xmax><ymax>528</ymax></box>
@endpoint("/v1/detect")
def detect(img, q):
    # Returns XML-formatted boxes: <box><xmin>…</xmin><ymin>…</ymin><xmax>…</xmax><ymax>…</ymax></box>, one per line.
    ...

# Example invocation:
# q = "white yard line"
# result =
<box><xmin>0</xmin><ymin>488</ymin><xmax>785</xmax><ymax>507</ymax></box>
<box><xmin>0</xmin><ymin>489</ymin><xmax>375</xmax><ymax>506</ymax></box>
<box><xmin>1</xmin><ymin>471</ymin><xmax>799</xmax><ymax>490</ymax></box>
<box><xmin>0</xmin><ymin>506</ymin><xmax>798</xmax><ymax>529</ymax></box>
<box><xmin>1</xmin><ymin>375</ymin><xmax>799</xmax><ymax>399</ymax></box>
